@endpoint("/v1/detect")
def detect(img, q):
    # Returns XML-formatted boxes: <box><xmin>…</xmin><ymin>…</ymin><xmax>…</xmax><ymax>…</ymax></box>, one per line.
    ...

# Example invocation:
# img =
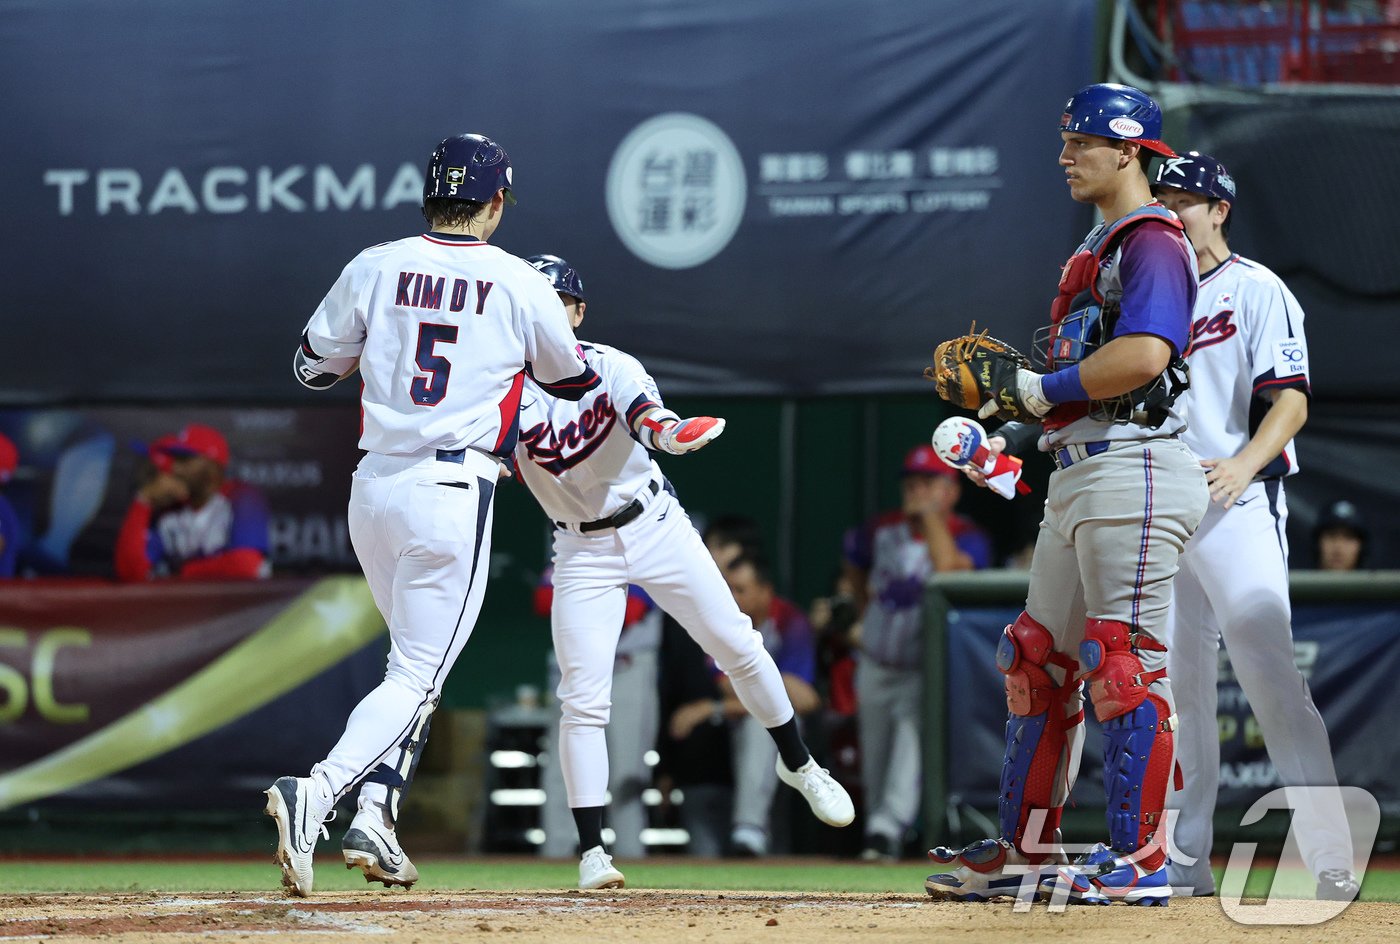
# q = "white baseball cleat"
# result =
<box><xmin>578</xmin><ymin>845</ymin><xmax>625</xmax><ymax>890</ymax></box>
<box><xmin>263</xmin><ymin>776</ymin><xmax>333</xmax><ymax>897</ymax></box>
<box><xmin>776</xmin><ymin>756</ymin><xmax>855</xmax><ymax>827</ymax></box>
<box><xmin>342</xmin><ymin>809</ymin><xmax>420</xmax><ymax>889</ymax></box>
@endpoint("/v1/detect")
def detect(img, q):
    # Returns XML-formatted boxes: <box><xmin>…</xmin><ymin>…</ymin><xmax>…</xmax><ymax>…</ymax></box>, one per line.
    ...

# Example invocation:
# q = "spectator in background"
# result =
<box><xmin>0</xmin><ymin>433</ymin><xmax>20</xmax><ymax>578</ymax></box>
<box><xmin>656</xmin><ymin>515</ymin><xmax>765</xmax><ymax>857</ymax></box>
<box><xmin>844</xmin><ymin>445</ymin><xmax>991</xmax><ymax>860</ymax></box>
<box><xmin>719</xmin><ymin>553</ymin><xmax>819</xmax><ymax>856</ymax></box>
<box><xmin>536</xmin><ymin>567</ymin><xmax>661</xmax><ymax>860</ymax></box>
<box><xmin>114</xmin><ymin>423</ymin><xmax>270</xmax><ymax>581</ymax></box>
<box><xmin>1315</xmin><ymin>500</ymin><xmax>1368</xmax><ymax>571</ymax></box>
<box><xmin>702</xmin><ymin>514</ymin><xmax>763</xmax><ymax>569</ymax></box>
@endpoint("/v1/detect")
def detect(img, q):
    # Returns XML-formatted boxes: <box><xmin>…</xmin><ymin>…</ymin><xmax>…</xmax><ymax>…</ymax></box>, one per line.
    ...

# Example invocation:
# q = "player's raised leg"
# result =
<box><xmin>550</xmin><ymin>537</ymin><xmax>630</xmax><ymax>889</ymax></box>
<box><xmin>627</xmin><ymin>495</ymin><xmax>853</xmax><ymax>829</ymax></box>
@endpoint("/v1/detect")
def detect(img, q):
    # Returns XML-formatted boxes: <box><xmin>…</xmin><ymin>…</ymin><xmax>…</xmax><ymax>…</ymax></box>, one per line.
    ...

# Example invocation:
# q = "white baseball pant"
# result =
<box><xmin>550</xmin><ymin>488</ymin><xmax>794</xmax><ymax>810</ymax></box>
<box><xmin>314</xmin><ymin>448</ymin><xmax>498</xmax><ymax>805</ymax></box>
<box><xmin>1167</xmin><ymin>479</ymin><xmax>1353</xmax><ymax>891</ymax></box>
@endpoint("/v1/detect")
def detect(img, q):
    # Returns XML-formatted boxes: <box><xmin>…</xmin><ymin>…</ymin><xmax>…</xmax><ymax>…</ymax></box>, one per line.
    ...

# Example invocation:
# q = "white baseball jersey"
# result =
<box><xmin>302</xmin><ymin>232</ymin><xmax>597</xmax><ymax>457</ymax></box>
<box><xmin>1178</xmin><ymin>253</ymin><xmax>1310</xmax><ymax>477</ymax></box>
<box><xmin>514</xmin><ymin>342</ymin><xmax>665</xmax><ymax>524</ymax></box>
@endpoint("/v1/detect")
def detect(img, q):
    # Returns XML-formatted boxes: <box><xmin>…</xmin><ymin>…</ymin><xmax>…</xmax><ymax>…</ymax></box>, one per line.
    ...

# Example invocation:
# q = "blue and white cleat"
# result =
<box><xmin>924</xmin><ymin>838</ymin><xmax>1055</xmax><ymax>902</ymax></box>
<box><xmin>1039</xmin><ymin>842</ymin><xmax>1171</xmax><ymax>906</ymax></box>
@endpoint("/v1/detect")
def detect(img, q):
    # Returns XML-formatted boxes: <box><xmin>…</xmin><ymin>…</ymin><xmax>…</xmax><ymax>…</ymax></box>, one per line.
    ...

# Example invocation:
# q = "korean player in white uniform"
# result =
<box><xmin>514</xmin><ymin>254</ymin><xmax>854</xmax><ymax>890</ymax></box>
<box><xmin>1152</xmin><ymin>153</ymin><xmax>1358</xmax><ymax>902</ymax></box>
<box><xmin>263</xmin><ymin>134</ymin><xmax>600</xmax><ymax>897</ymax></box>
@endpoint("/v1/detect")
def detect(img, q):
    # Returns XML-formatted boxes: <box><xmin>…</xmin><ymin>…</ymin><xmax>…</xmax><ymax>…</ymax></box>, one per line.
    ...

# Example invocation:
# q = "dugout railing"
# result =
<box><xmin>922</xmin><ymin>569</ymin><xmax>1400</xmax><ymax>854</ymax></box>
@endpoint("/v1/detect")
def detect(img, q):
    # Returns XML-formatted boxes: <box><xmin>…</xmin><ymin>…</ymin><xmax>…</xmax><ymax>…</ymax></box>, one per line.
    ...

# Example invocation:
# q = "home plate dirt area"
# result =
<box><xmin>1</xmin><ymin>891</ymin><xmax>1396</xmax><ymax>943</ymax></box>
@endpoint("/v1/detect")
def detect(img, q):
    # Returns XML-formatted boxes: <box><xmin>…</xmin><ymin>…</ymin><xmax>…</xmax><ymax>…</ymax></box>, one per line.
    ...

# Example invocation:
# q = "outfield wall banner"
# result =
<box><xmin>0</xmin><ymin>0</ymin><xmax>1097</xmax><ymax>401</ymax></box>
<box><xmin>944</xmin><ymin>604</ymin><xmax>1400</xmax><ymax>817</ymax></box>
<box><xmin>0</xmin><ymin>577</ymin><xmax>386</xmax><ymax>812</ymax></box>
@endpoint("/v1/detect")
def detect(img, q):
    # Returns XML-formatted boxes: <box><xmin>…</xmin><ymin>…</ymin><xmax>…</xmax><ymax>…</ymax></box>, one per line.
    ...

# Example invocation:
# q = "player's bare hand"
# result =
<box><xmin>139</xmin><ymin>473</ymin><xmax>189</xmax><ymax>510</ymax></box>
<box><xmin>1201</xmin><ymin>456</ymin><xmax>1256</xmax><ymax>507</ymax></box>
<box><xmin>669</xmin><ymin>699</ymin><xmax>718</xmax><ymax>740</ymax></box>
<box><xmin>963</xmin><ymin>435</ymin><xmax>1007</xmax><ymax>489</ymax></box>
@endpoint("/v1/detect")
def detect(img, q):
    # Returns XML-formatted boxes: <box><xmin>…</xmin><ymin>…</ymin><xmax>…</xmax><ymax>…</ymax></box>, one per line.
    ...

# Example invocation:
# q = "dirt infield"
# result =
<box><xmin>1</xmin><ymin>890</ymin><xmax>1396</xmax><ymax>943</ymax></box>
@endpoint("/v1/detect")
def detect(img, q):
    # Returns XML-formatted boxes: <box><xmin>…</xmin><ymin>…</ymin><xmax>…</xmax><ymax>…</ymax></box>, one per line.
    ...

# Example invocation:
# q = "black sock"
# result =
<box><xmin>573</xmin><ymin>806</ymin><xmax>605</xmax><ymax>852</ymax></box>
<box><xmin>767</xmin><ymin>718</ymin><xmax>811</xmax><ymax>772</ymax></box>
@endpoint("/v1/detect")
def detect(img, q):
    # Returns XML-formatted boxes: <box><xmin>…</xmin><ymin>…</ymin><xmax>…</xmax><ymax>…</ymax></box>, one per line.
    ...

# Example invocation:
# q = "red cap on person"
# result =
<box><xmin>902</xmin><ymin>444</ymin><xmax>957</xmax><ymax>478</ymax></box>
<box><xmin>159</xmin><ymin>424</ymin><xmax>229</xmax><ymax>468</ymax></box>
<box><xmin>0</xmin><ymin>433</ymin><xmax>17</xmax><ymax>484</ymax></box>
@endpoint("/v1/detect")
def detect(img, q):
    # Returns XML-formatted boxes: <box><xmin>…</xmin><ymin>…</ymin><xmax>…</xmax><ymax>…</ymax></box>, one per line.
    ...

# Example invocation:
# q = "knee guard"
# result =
<box><xmin>1078</xmin><ymin>619</ymin><xmax>1166</xmax><ymax>721</ymax></box>
<box><xmin>995</xmin><ymin>612</ymin><xmax>1083</xmax><ymax>860</ymax></box>
<box><xmin>1080</xmin><ymin>619</ymin><xmax>1175</xmax><ymax>867</ymax></box>
<box><xmin>365</xmin><ymin>695</ymin><xmax>438</xmax><ymax>826</ymax></box>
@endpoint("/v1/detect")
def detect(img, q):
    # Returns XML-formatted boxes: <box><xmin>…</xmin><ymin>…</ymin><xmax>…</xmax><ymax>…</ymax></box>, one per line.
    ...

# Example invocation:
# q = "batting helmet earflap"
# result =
<box><xmin>423</xmin><ymin>133</ymin><xmax>515</xmax><ymax>207</ymax></box>
<box><xmin>525</xmin><ymin>254</ymin><xmax>585</xmax><ymax>302</ymax></box>
<box><xmin>1153</xmin><ymin>151</ymin><xmax>1237</xmax><ymax>205</ymax></box>
<box><xmin>1060</xmin><ymin>83</ymin><xmax>1176</xmax><ymax>158</ymax></box>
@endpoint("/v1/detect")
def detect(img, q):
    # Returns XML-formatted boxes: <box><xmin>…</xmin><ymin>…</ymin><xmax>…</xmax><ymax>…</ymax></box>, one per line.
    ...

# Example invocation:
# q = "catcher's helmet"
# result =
<box><xmin>1153</xmin><ymin>151</ymin><xmax>1236</xmax><ymax>205</ymax></box>
<box><xmin>423</xmin><ymin>133</ymin><xmax>515</xmax><ymax>206</ymax></box>
<box><xmin>525</xmin><ymin>254</ymin><xmax>585</xmax><ymax>302</ymax></box>
<box><xmin>1060</xmin><ymin>83</ymin><xmax>1176</xmax><ymax>158</ymax></box>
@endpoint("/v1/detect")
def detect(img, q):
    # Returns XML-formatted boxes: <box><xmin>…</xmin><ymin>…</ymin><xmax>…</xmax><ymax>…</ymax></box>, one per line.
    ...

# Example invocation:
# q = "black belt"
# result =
<box><xmin>563</xmin><ymin>480</ymin><xmax>660</xmax><ymax>533</ymax></box>
<box><xmin>437</xmin><ymin>448</ymin><xmax>467</xmax><ymax>464</ymax></box>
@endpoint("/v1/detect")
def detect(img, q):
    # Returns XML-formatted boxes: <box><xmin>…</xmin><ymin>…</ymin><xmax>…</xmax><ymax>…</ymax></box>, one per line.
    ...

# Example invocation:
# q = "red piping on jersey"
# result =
<box><xmin>1198</xmin><ymin>253</ymin><xmax>1240</xmax><ymax>287</ymax></box>
<box><xmin>493</xmin><ymin>371</ymin><xmax>526</xmax><ymax>453</ymax></box>
<box><xmin>419</xmin><ymin>235</ymin><xmax>488</xmax><ymax>247</ymax></box>
<box><xmin>1254</xmin><ymin>375</ymin><xmax>1310</xmax><ymax>395</ymax></box>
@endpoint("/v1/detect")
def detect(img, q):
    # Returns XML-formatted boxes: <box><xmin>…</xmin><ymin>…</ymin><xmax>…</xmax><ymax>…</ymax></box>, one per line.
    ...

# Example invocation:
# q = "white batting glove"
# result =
<box><xmin>655</xmin><ymin>416</ymin><xmax>727</xmax><ymax>455</ymax></box>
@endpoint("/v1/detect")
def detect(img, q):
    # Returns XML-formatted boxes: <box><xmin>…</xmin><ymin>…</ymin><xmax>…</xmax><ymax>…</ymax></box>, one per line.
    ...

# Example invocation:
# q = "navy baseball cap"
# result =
<box><xmin>1153</xmin><ymin>151</ymin><xmax>1237</xmax><ymax>205</ymax></box>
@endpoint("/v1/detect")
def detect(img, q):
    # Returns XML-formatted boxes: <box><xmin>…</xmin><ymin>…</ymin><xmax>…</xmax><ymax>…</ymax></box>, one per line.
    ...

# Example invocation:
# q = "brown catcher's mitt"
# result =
<box><xmin>924</xmin><ymin>322</ymin><xmax>1033</xmax><ymax>417</ymax></box>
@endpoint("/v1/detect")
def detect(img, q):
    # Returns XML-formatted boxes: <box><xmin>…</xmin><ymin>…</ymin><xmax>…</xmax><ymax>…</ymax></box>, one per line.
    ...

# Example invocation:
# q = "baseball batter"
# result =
<box><xmin>514</xmin><ymin>253</ymin><xmax>854</xmax><ymax>889</ymax></box>
<box><xmin>263</xmin><ymin>134</ymin><xmax>600</xmax><ymax>897</ymax></box>
<box><xmin>924</xmin><ymin>84</ymin><xmax>1209</xmax><ymax>906</ymax></box>
<box><xmin>1152</xmin><ymin>153</ymin><xmax>1358</xmax><ymax>901</ymax></box>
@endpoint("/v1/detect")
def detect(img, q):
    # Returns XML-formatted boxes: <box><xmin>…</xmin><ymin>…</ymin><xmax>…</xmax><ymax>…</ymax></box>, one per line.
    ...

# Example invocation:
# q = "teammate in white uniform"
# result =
<box><xmin>1152</xmin><ymin>153</ymin><xmax>1359</xmax><ymax>902</ymax></box>
<box><xmin>262</xmin><ymin>134</ymin><xmax>600</xmax><ymax>897</ymax></box>
<box><xmin>514</xmin><ymin>254</ymin><xmax>854</xmax><ymax>890</ymax></box>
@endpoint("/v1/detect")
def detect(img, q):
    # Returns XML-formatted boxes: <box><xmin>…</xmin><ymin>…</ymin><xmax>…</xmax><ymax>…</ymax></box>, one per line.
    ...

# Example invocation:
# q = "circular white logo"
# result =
<box><xmin>606</xmin><ymin>113</ymin><xmax>747</xmax><ymax>270</ymax></box>
<box><xmin>1108</xmin><ymin>117</ymin><xmax>1145</xmax><ymax>138</ymax></box>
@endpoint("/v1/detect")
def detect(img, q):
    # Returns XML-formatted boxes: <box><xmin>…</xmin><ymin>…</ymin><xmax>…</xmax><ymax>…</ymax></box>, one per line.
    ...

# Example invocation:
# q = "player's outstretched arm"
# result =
<box><xmin>635</xmin><ymin>407</ymin><xmax>726</xmax><ymax>455</ymax></box>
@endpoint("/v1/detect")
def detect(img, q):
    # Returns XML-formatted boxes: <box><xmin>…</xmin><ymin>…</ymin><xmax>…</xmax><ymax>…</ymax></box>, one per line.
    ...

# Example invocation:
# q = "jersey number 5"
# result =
<box><xmin>411</xmin><ymin>323</ymin><xmax>458</xmax><ymax>406</ymax></box>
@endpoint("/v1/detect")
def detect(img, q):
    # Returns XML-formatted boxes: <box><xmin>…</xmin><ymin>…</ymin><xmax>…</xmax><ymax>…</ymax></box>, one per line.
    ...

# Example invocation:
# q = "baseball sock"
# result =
<box><xmin>766</xmin><ymin>718</ymin><xmax>811</xmax><ymax>772</ymax></box>
<box><xmin>573</xmin><ymin>806</ymin><xmax>605</xmax><ymax>852</ymax></box>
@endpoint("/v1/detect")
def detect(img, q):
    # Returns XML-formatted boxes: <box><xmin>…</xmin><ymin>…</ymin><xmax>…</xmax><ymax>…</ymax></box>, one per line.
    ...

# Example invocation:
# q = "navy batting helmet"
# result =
<box><xmin>525</xmin><ymin>254</ymin><xmax>585</xmax><ymax>302</ymax></box>
<box><xmin>1060</xmin><ymin>83</ymin><xmax>1176</xmax><ymax>158</ymax></box>
<box><xmin>423</xmin><ymin>133</ymin><xmax>515</xmax><ymax>206</ymax></box>
<box><xmin>1153</xmin><ymin>151</ymin><xmax>1236</xmax><ymax>205</ymax></box>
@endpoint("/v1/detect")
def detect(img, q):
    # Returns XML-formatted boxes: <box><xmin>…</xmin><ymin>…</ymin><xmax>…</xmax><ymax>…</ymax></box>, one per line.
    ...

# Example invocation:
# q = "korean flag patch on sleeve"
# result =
<box><xmin>1273</xmin><ymin>338</ymin><xmax>1308</xmax><ymax>378</ymax></box>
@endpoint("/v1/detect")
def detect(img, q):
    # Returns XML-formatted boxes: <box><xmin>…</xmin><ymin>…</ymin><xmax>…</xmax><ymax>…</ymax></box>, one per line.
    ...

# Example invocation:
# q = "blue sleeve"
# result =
<box><xmin>227</xmin><ymin>486</ymin><xmax>270</xmax><ymax>553</ymax></box>
<box><xmin>955</xmin><ymin>529</ymin><xmax>993</xmax><ymax>570</ymax></box>
<box><xmin>146</xmin><ymin>522</ymin><xmax>166</xmax><ymax>568</ymax></box>
<box><xmin>1113</xmin><ymin>226</ymin><xmax>1196</xmax><ymax>357</ymax></box>
<box><xmin>842</xmin><ymin>523</ymin><xmax>872</xmax><ymax>571</ymax></box>
<box><xmin>0</xmin><ymin>496</ymin><xmax>20</xmax><ymax>578</ymax></box>
<box><xmin>625</xmin><ymin>584</ymin><xmax>656</xmax><ymax>612</ymax></box>
<box><xmin>775</xmin><ymin>611</ymin><xmax>817</xmax><ymax>684</ymax></box>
